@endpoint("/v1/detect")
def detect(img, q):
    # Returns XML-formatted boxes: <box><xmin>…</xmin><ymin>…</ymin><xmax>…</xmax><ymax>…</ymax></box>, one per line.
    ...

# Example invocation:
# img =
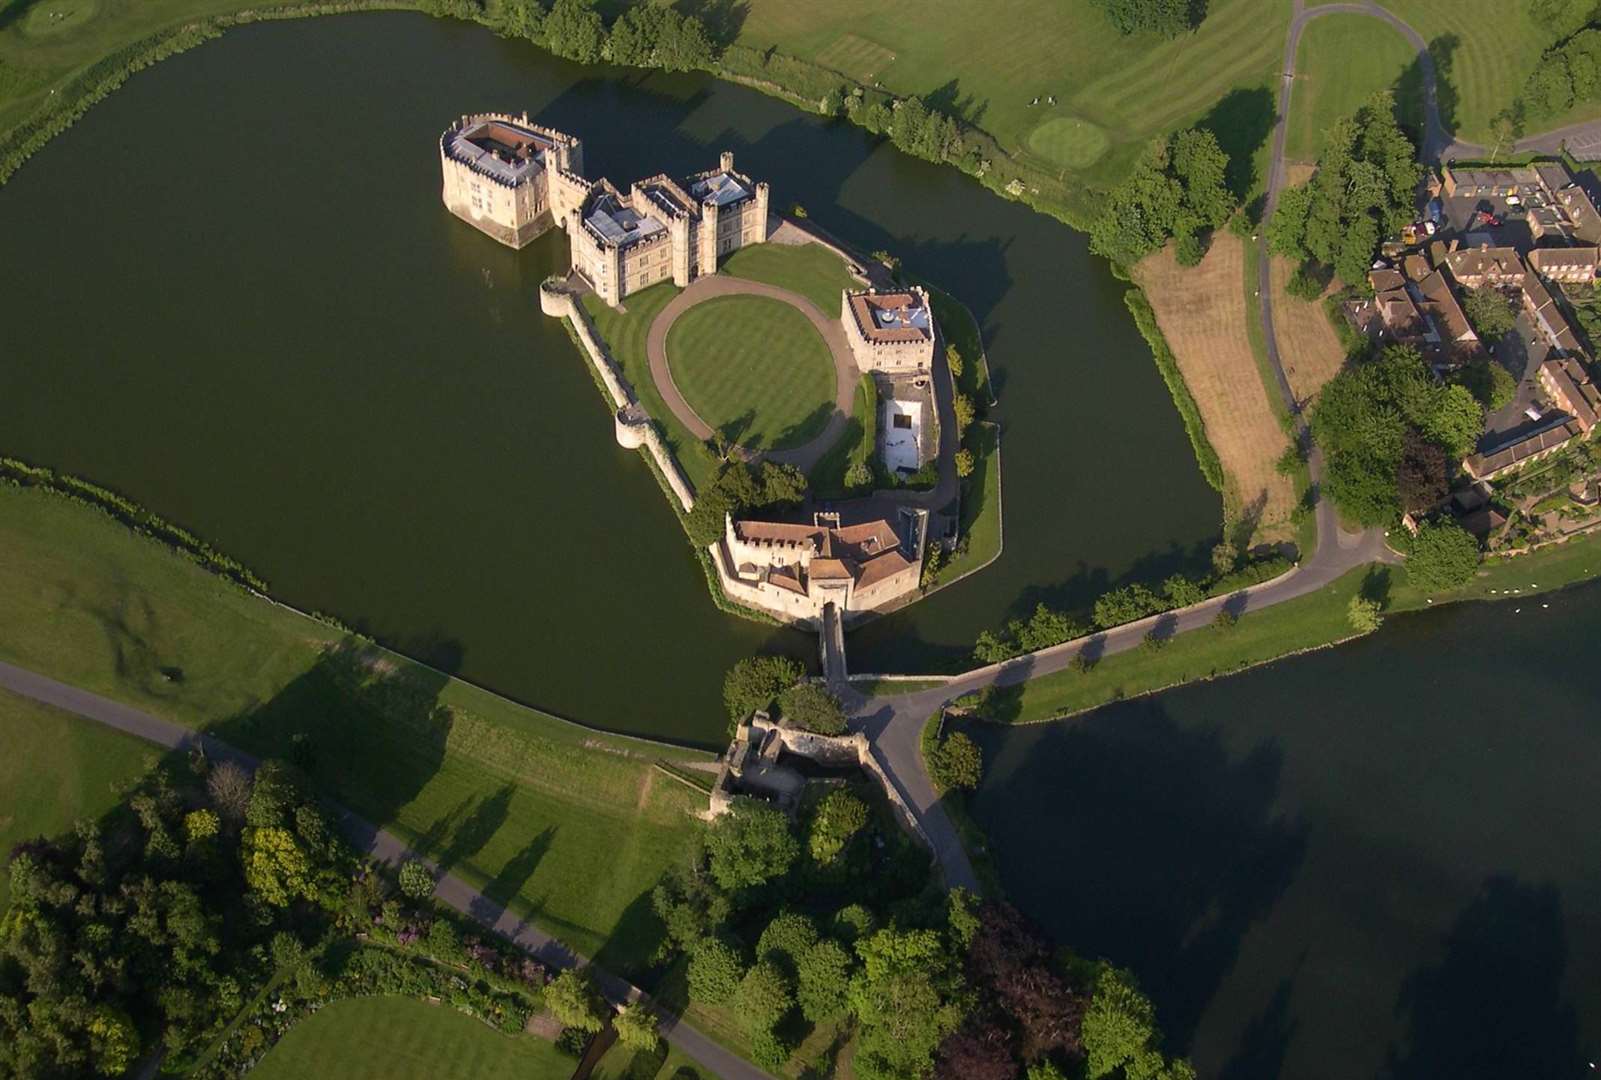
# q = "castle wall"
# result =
<box><xmin>541</xmin><ymin>284</ymin><xmax>695</xmax><ymax>512</ymax></box>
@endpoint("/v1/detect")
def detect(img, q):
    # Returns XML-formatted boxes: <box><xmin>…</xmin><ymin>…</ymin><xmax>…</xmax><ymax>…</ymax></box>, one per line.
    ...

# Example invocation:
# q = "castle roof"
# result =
<box><xmin>442</xmin><ymin>117</ymin><xmax>563</xmax><ymax>187</ymax></box>
<box><xmin>847</xmin><ymin>289</ymin><xmax>934</xmax><ymax>345</ymax></box>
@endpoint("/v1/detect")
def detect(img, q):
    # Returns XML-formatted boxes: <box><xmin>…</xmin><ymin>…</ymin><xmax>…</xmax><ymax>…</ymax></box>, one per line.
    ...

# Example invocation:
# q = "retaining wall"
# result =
<box><xmin>540</xmin><ymin>283</ymin><xmax>696</xmax><ymax>512</ymax></box>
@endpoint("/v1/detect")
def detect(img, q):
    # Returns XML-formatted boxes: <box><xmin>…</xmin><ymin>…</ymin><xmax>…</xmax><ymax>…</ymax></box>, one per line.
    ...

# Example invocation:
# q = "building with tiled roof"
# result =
<box><xmin>1414</xmin><ymin>270</ymin><xmax>1483</xmax><ymax>363</ymax></box>
<box><xmin>1540</xmin><ymin>357</ymin><xmax>1601</xmax><ymax>433</ymax></box>
<box><xmin>1442</xmin><ymin>245</ymin><xmax>1526</xmax><ymax>289</ymax></box>
<box><xmin>715</xmin><ymin>510</ymin><xmax>925</xmax><ymax>623</ymax></box>
<box><xmin>1527</xmin><ymin>246</ymin><xmax>1600</xmax><ymax>283</ymax></box>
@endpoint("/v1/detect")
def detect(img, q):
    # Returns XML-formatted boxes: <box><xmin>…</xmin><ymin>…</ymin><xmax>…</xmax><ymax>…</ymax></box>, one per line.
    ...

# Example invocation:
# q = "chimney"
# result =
<box><xmin>720</xmin><ymin>150</ymin><xmax>735</xmax><ymax>173</ymax></box>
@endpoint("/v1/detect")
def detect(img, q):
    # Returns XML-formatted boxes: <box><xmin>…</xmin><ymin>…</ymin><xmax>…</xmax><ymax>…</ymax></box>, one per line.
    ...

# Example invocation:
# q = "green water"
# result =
<box><xmin>972</xmin><ymin>583</ymin><xmax>1601</xmax><ymax>1078</ymax></box>
<box><xmin>0</xmin><ymin>12</ymin><xmax>1218</xmax><ymax>744</ymax></box>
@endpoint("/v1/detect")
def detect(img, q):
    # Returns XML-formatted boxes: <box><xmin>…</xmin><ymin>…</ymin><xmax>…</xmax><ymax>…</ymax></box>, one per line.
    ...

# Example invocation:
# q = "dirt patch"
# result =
<box><xmin>1271</xmin><ymin>255</ymin><xmax>1350</xmax><ymax>404</ymax></box>
<box><xmin>635</xmin><ymin>768</ymin><xmax>655</xmax><ymax>812</ymax></box>
<box><xmin>1134</xmin><ymin>234</ymin><xmax>1297</xmax><ymax>546</ymax></box>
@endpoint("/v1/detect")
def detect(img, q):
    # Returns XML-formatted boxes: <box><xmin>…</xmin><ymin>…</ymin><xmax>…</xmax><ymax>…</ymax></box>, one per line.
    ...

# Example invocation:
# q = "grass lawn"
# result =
<box><xmin>730</xmin><ymin>0</ymin><xmax>1292</xmax><ymax>195</ymax></box>
<box><xmin>850</xmin><ymin>677</ymin><xmax>949</xmax><ymax>698</ymax></box>
<box><xmin>809</xmin><ymin>373</ymin><xmax>876</xmax><ymax>498</ymax></box>
<box><xmin>0</xmin><ymin>484</ymin><xmax>710</xmax><ymax>975</ymax></box>
<box><xmin>249</xmin><ymin>996</ymin><xmax>575</xmax><ymax>1079</ymax></box>
<box><xmin>0</xmin><ymin>688</ymin><xmax>155</xmax><ymax>907</ymax></box>
<box><xmin>1000</xmin><ymin>566</ymin><xmax>1370</xmax><ymax>724</ymax></box>
<box><xmin>721</xmin><ymin>242</ymin><xmax>859</xmax><ymax>315</ymax></box>
<box><xmin>1286</xmin><ymin>13</ymin><xmax>1422</xmax><ymax>162</ymax></box>
<box><xmin>937</xmin><ymin>422</ymin><xmax>1002</xmax><ymax>584</ymax></box>
<box><xmin>665</xmin><ymin>295</ymin><xmax>837</xmax><ymax>451</ymax></box>
<box><xmin>1382</xmin><ymin>0</ymin><xmax>1568</xmax><ymax>145</ymax></box>
<box><xmin>581</xmin><ymin>283</ymin><xmax>720</xmax><ymax>492</ymax></box>
<box><xmin>590</xmin><ymin>1037</ymin><xmax>710</xmax><ymax>1079</ymax></box>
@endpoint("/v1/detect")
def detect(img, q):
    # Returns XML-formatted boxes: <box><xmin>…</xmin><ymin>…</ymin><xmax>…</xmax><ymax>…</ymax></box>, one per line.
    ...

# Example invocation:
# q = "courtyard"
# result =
<box><xmin>663</xmin><ymin>293</ymin><xmax>838</xmax><ymax>451</ymax></box>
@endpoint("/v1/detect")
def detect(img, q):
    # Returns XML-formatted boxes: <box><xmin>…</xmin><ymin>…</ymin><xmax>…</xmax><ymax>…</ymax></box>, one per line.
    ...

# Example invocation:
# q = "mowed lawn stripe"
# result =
<box><xmin>250</xmin><ymin>996</ymin><xmax>575</xmax><ymax>1080</ymax></box>
<box><xmin>666</xmin><ymin>295</ymin><xmax>835</xmax><ymax>450</ymax></box>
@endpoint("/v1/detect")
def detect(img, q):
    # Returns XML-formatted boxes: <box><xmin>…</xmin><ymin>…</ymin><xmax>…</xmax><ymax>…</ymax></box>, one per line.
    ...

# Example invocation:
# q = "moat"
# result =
<box><xmin>4</xmin><ymin>11</ymin><xmax>1601</xmax><ymax>1078</ymax></box>
<box><xmin>0</xmin><ymin>11</ymin><xmax>1219</xmax><ymax>743</ymax></box>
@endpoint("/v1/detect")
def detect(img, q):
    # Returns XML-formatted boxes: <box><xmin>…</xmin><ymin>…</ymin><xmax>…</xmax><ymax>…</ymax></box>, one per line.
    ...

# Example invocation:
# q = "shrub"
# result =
<box><xmin>833</xmin><ymin>904</ymin><xmax>874</xmax><ymax>941</ymax></box>
<box><xmin>776</xmin><ymin>682</ymin><xmax>848</xmax><ymax>735</ymax></box>
<box><xmin>613</xmin><ymin>1002</ymin><xmax>661</xmax><ymax>1052</ymax></box>
<box><xmin>807</xmin><ymin>789</ymin><xmax>869</xmax><ymax>865</ymax></box>
<box><xmin>756</xmin><ymin>912</ymin><xmax>819</xmax><ymax>970</ymax></box>
<box><xmin>398</xmin><ymin>860</ymin><xmax>434</xmax><ymax>900</ymax></box>
<box><xmin>1405</xmin><ymin>521</ymin><xmax>1481</xmax><ymax>592</ymax></box>
<box><xmin>705</xmin><ymin>800</ymin><xmax>799</xmax><ymax>891</ymax></box>
<box><xmin>1347</xmin><ymin>595</ymin><xmax>1383</xmax><ymax>632</ymax></box>
<box><xmin>736</xmin><ymin>961</ymin><xmax>795</xmax><ymax>1033</ymax></box>
<box><xmin>1285</xmin><ymin>262</ymin><xmax>1329</xmax><ymax>301</ymax></box>
<box><xmin>928</xmin><ymin>731</ymin><xmax>983</xmax><ymax>792</ymax></box>
<box><xmin>749</xmin><ymin>1027</ymin><xmax>795</xmax><ymax>1070</ymax></box>
<box><xmin>1461</xmin><ymin>286</ymin><xmax>1518</xmax><ymax>341</ymax></box>
<box><xmin>1212</xmin><ymin>608</ymin><xmax>1239</xmax><ymax>631</ymax></box>
<box><xmin>723</xmin><ymin>655</ymin><xmax>804</xmax><ymax>722</ymax></box>
<box><xmin>687</xmin><ymin>938</ymin><xmax>744</xmax><ymax>1005</ymax></box>
<box><xmin>954</xmin><ymin>448</ymin><xmax>975</xmax><ymax>478</ymax></box>
<box><xmin>795</xmin><ymin>939</ymin><xmax>854</xmax><ymax>1022</ymax></box>
<box><xmin>546</xmin><ymin>969</ymin><xmax>606</xmax><ymax>1033</ymax></box>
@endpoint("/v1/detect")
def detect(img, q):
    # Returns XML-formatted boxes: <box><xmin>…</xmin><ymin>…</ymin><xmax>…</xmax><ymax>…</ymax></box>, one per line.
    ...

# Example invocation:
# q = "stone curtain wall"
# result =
<box><xmin>539</xmin><ymin>282</ymin><xmax>696</xmax><ymax>511</ymax></box>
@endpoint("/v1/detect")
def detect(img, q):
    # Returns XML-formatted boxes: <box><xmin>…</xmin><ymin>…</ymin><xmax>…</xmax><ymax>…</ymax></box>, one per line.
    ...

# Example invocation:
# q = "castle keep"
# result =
<box><xmin>440</xmin><ymin>114</ymin><xmax>769</xmax><ymax>306</ymax></box>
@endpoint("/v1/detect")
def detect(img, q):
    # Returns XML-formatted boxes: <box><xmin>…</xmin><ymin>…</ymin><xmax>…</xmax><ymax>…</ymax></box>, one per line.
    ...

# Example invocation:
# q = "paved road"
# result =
<box><xmin>0</xmin><ymin>660</ymin><xmax>763</xmax><ymax>1080</ymax></box>
<box><xmin>850</xmin><ymin>0</ymin><xmax>1427</xmax><ymax>894</ymax></box>
<box><xmin>646</xmin><ymin>275</ymin><xmax>861</xmax><ymax>473</ymax></box>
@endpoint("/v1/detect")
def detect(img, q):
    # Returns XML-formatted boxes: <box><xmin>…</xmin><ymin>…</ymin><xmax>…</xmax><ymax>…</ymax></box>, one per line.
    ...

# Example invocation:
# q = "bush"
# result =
<box><xmin>723</xmin><ymin>655</ymin><xmax>804</xmax><ymax>723</ymax></box>
<box><xmin>1461</xmin><ymin>286</ymin><xmax>1518</xmax><ymax>341</ymax></box>
<box><xmin>928</xmin><ymin>731</ymin><xmax>983</xmax><ymax>793</ymax></box>
<box><xmin>807</xmin><ymin>789</ymin><xmax>869</xmax><ymax>865</ymax></box>
<box><xmin>613</xmin><ymin>1002</ymin><xmax>662</xmax><ymax>1053</ymax></box>
<box><xmin>687</xmin><ymin>938</ymin><xmax>744</xmax><ymax>1005</ymax></box>
<box><xmin>545</xmin><ymin>969</ymin><xmax>606</xmax><ymax>1033</ymax></box>
<box><xmin>1285</xmin><ymin>262</ymin><xmax>1330</xmax><ymax>301</ymax></box>
<box><xmin>954</xmin><ymin>448</ymin><xmax>975</xmax><ymax>478</ymax></box>
<box><xmin>1405</xmin><ymin>521</ymin><xmax>1481</xmax><ymax>592</ymax></box>
<box><xmin>776</xmin><ymin>682</ymin><xmax>848</xmax><ymax>735</ymax></box>
<box><xmin>735</xmin><ymin>961</ymin><xmax>795</xmax><ymax>1034</ymax></box>
<box><xmin>1347</xmin><ymin>595</ymin><xmax>1383</xmax><ymax>632</ymax></box>
<box><xmin>398</xmin><ymin>860</ymin><xmax>434</xmax><ymax>900</ymax></box>
<box><xmin>749</xmin><ymin>1027</ymin><xmax>795</xmax><ymax>1070</ymax></box>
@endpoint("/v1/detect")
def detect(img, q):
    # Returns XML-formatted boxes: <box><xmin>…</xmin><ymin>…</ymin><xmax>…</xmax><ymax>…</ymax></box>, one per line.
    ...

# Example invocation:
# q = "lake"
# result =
<box><xmin>971</xmin><ymin>581</ymin><xmax>1601</xmax><ymax>1078</ymax></box>
<box><xmin>0</xmin><ymin>11</ymin><xmax>1218</xmax><ymax>745</ymax></box>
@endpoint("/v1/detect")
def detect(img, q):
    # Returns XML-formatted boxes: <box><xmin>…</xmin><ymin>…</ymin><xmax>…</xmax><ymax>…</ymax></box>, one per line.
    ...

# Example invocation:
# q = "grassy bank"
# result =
<box><xmin>809</xmin><ymin>372</ymin><xmax>877</xmax><ymax>498</ymax></box>
<box><xmin>1123</xmin><ymin>288</ymin><xmax>1226</xmax><ymax>493</ymax></box>
<box><xmin>1285</xmin><ymin>13</ymin><xmax>1422</xmax><ymax>162</ymax></box>
<box><xmin>0</xmin><ymin>482</ymin><xmax>709</xmax><ymax>974</ymax></box>
<box><xmin>936</xmin><ymin>421</ymin><xmax>1002</xmax><ymax>584</ymax></box>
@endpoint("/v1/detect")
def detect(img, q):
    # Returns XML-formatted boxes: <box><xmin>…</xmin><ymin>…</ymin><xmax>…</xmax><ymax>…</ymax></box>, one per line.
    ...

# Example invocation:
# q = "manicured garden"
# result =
<box><xmin>665</xmin><ymin>294</ymin><xmax>837</xmax><ymax>451</ymax></box>
<box><xmin>721</xmin><ymin>241</ymin><xmax>860</xmax><ymax>315</ymax></box>
<box><xmin>0</xmin><ymin>481</ymin><xmax>710</xmax><ymax>975</ymax></box>
<box><xmin>249</xmin><ymin>996</ymin><xmax>574</xmax><ymax>1080</ymax></box>
<box><xmin>0</xmin><ymin>690</ymin><xmax>154</xmax><ymax>907</ymax></box>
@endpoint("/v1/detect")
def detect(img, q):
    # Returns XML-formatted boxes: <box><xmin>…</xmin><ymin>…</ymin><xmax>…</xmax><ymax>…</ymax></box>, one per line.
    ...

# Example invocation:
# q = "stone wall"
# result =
<box><xmin>540</xmin><ymin>283</ymin><xmax>695</xmax><ymax>512</ymax></box>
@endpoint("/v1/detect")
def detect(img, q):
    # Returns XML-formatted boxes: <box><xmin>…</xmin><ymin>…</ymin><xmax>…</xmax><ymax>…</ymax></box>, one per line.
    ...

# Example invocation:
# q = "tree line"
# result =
<box><xmin>1089</xmin><ymin>126</ymin><xmax>1237</xmax><ymax>268</ymax></box>
<box><xmin>652</xmin><ymin>790</ymin><xmax>1195</xmax><ymax>1079</ymax></box>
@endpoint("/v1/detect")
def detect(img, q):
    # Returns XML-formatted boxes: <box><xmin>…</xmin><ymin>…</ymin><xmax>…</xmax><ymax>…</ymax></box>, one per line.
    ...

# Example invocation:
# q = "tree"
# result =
<box><xmin>687</xmin><ymin>938</ymin><xmax>744</xmax><ymax>1004</ymax></box>
<box><xmin>954</xmin><ymin>393</ymin><xmax>977</xmax><ymax>436</ymax></box>
<box><xmin>487</xmin><ymin>0</ymin><xmax>542</xmax><ymax>40</ymax></box>
<box><xmin>85</xmin><ymin>1005</ymin><xmax>140</xmax><ymax>1076</ymax></box>
<box><xmin>1091</xmin><ymin>128</ymin><xmax>1236</xmax><ymax>266</ymax></box>
<box><xmin>241</xmin><ymin>826</ymin><xmax>313</xmax><ymax>907</ymax></box>
<box><xmin>777</xmin><ymin>682</ymin><xmax>848</xmax><ymax>735</ymax></box>
<box><xmin>849</xmin><ymin>928</ymin><xmax>964</xmax><ymax>1080</ymax></box>
<box><xmin>1406</xmin><ymin>520</ymin><xmax>1481</xmax><ymax>591</ymax></box>
<box><xmin>182</xmin><ymin>809</ymin><xmax>219</xmax><ymax>844</ymax></box>
<box><xmin>547</xmin><ymin>969</ymin><xmax>607</xmax><ymax>1032</ymax></box>
<box><xmin>398</xmin><ymin>859</ymin><xmax>434</xmax><ymax>900</ymax></box>
<box><xmin>1267</xmin><ymin>94</ymin><xmax>1419</xmax><ymax>286</ymax></box>
<box><xmin>757</xmin><ymin>911</ymin><xmax>820</xmax><ymax>971</ymax></box>
<box><xmin>936</xmin><ymin>1022</ymin><xmax>1018</xmax><ymax>1080</ymax></box>
<box><xmin>1397</xmin><ymin>430</ymin><xmax>1450</xmax><ymax>512</ymax></box>
<box><xmin>736</xmin><ymin>960</ymin><xmax>795</xmax><ymax>1034</ymax></box>
<box><xmin>704</xmin><ymin>800</ymin><xmax>799</xmax><ymax>891</ymax></box>
<box><xmin>1090</xmin><ymin>0</ymin><xmax>1196</xmax><ymax>36</ymax></box>
<box><xmin>206</xmin><ymin>761</ymin><xmax>252</xmax><ymax>826</ymax></box>
<box><xmin>723</xmin><ymin>655</ymin><xmax>804</xmax><ymax>722</ymax></box>
<box><xmin>955</xmin><ymin>449</ymin><xmax>975</xmax><ymax>477</ymax></box>
<box><xmin>928</xmin><ymin>731</ymin><xmax>983</xmax><ymax>792</ymax></box>
<box><xmin>1421</xmin><ymin>384</ymin><xmax>1485</xmax><ymax>458</ymax></box>
<box><xmin>1348</xmin><ymin>595</ymin><xmax>1383</xmax><ymax>632</ymax></box>
<box><xmin>545</xmin><ymin>0</ymin><xmax>606</xmax><ymax>63</ymax></box>
<box><xmin>846</xmin><ymin>459</ymin><xmax>874</xmax><ymax>490</ymax></box>
<box><xmin>1081</xmin><ymin>966</ymin><xmax>1179</xmax><ymax>1080</ymax></box>
<box><xmin>1162</xmin><ymin>574</ymin><xmax>1205</xmax><ymax>608</ymax></box>
<box><xmin>1456</xmin><ymin>359</ymin><xmax>1516</xmax><ymax>412</ymax></box>
<box><xmin>796</xmin><ymin>939</ymin><xmax>855</xmax><ymax>1021</ymax></box>
<box><xmin>808</xmin><ymin>789</ymin><xmax>869</xmax><ymax>864</ymax></box>
<box><xmin>1461</xmin><ymin>286</ymin><xmax>1518</xmax><ymax>341</ymax></box>
<box><xmin>607</xmin><ymin>6</ymin><xmax>714</xmax><ymax>71</ymax></box>
<box><xmin>614</xmin><ymin>1002</ymin><xmax>661</xmax><ymax>1052</ymax></box>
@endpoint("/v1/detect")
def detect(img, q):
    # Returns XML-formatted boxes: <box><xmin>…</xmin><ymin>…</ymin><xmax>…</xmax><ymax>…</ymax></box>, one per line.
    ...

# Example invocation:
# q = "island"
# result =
<box><xmin>441</xmin><ymin>111</ymin><xmax>992</xmax><ymax>628</ymax></box>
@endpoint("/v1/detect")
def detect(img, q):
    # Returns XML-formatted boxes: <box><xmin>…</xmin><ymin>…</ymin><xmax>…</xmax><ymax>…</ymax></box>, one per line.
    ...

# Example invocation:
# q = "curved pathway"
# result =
<box><xmin>854</xmin><ymin>0</ymin><xmax>1429</xmax><ymax>895</ymax></box>
<box><xmin>0</xmin><ymin>659</ymin><xmax>774</xmax><ymax>1080</ymax></box>
<box><xmin>646</xmin><ymin>275</ymin><xmax>862</xmax><ymax>472</ymax></box>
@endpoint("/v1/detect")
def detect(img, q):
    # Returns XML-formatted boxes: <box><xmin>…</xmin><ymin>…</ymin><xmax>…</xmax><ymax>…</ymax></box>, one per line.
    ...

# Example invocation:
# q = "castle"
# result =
<box><xmin>440</xmin><ymin>112</ymin><xmax>770</xmax><ymax>306</ymax></box>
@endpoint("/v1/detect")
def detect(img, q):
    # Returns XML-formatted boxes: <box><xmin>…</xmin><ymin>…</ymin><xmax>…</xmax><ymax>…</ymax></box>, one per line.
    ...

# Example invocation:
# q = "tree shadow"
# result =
<box><xmin>593</xmin><ymin>885</ymin><xmax>673</xmax><ymax>982</ymax></box>
<box><xmin>673</xmin><ymin>0</ymin><xmax>749</xmax><ymax>48</ymax></box>
<box><xmin>969</xmin><ymin>702</ymin><xmax>1308</xmax><ymax>1050</ymax></box>
<box><xmin>1230</xmin><ymin>490</ymin><xmax>1269</xmax><ymax>556</ymax></box>
<box><xmin>1382</xmin><ymin>875</ymin><xmax>1583</xmax><ymax>1079</ymax></box>
<box><xmin>1360</xmin><ymin>565</ymin><xmax>1392</xmax><ymax>608</ymax></box>
<box><xmin>925</xmin><ymin>78</ymin><xmax>989</xmax><ymax>129</ymax></box>
<box><xmin>1217</xmin><ymin>973</ymin><xmax>1299</xmax><ymax>1080</ymax></box>
<box><xmin>206</xmin><ymin>638</ymin><xmax>455</xmax><ymax>840</ymax></box>
<box><xmin>1197</xmin><ymin>86</ymin><xmax>1277</xmax><ymax>202</ymax></box>
<box><xmin>1427</xmin><ymin>34</ymin><xmax>1461</xmax><ymax>138</ymax></box>
<box><xmin>772</xmin><ymin>399</ymin><xmax>837</xmax><ymax>452</ymax></box>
